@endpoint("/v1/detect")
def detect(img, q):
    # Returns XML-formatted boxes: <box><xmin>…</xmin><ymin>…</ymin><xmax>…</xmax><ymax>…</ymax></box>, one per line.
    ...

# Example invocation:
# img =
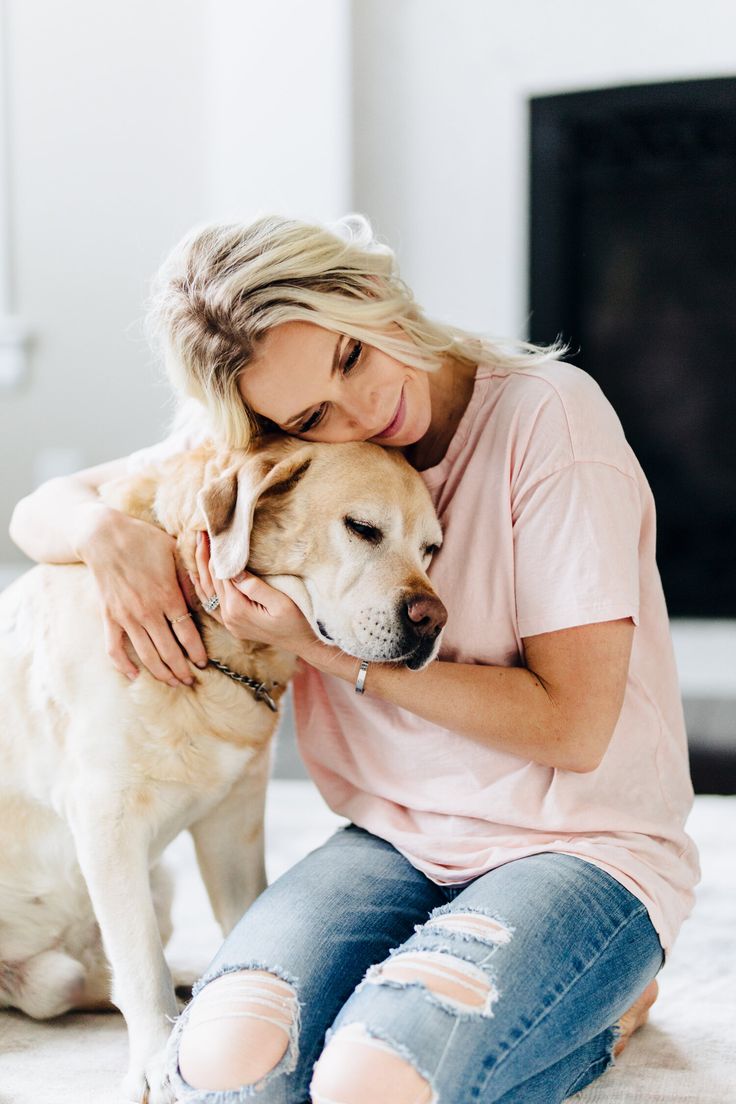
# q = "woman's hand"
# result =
<box><xmin>191</xmin><ymin>531</ymin><xmax>316</xmax><ymax>655</ymax></box>
<box><xmin>80</xmin><ymin>506</ymin><xmax>209</xmax><ymax>686</ymax></box>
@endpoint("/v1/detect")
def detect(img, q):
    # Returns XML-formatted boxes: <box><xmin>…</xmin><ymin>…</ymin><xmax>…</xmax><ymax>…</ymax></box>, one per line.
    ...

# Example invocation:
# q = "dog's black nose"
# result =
<box><xmin>402</xmin><ymin>593</ymin><xmax>448</xmax><ymax>639</ymax></box>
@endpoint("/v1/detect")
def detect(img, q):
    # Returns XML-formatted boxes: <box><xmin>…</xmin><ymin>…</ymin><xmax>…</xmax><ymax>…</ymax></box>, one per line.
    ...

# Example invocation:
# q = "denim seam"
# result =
<box><xmin>431</xmin><ymin>1013</ymin><xmax>462</xmax><ymax>1085</ymax></box>
<box><xmin>474</xmin><ymin>904</ymin><xmax>647</xmax><ymax>1092</ymax></box>
<box><xmin>563</xmin><ymin>1028</ymin><xmax>618</xmax><ymax>1098</ymax></box>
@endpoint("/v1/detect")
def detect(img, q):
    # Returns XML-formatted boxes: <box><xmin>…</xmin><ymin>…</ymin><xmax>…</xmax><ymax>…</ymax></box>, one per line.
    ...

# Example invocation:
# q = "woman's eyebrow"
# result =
<box><xmin>280</xmin><ymin>334</ymin><xmax>346</xmax><ymax>429</ymax></box>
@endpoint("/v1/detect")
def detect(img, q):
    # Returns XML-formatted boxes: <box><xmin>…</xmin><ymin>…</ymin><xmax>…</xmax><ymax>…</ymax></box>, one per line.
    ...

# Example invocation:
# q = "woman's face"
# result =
<box><xmin>238</xmin><ymin>321</ymin><xmax>432</xmax><ymax>447</ymax></box>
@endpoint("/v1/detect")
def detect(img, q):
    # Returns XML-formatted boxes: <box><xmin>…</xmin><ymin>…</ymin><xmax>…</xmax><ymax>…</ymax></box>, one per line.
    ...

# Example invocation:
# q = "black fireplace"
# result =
<box><xmin>528</xmin><ymin>77</ymin><xmax>736</xmax><ymax>621</ymax></box>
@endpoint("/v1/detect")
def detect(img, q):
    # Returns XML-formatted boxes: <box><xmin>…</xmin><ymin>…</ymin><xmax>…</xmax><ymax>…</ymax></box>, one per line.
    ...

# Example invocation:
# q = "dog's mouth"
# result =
<box><xmin>312</xmin><ymin>616</ymin><xmax>442</xmax><ymax>669</ymax></box>
<box><xmin>403</xmin><ymin>636</ymin><xmax>441</xmax><ymax>671</ymax></box>
<box><xmin>382</xmin><ymin>635</ymin><xmax>441</xmax><ymax>671</ymax></box>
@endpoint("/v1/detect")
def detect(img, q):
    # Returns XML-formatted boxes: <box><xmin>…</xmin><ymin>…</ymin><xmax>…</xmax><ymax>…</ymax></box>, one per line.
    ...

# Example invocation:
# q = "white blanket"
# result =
<box><xmin>0</xmin><ymin>786</ymin><xmax>733</xmax><ymax>1103</ymax></box>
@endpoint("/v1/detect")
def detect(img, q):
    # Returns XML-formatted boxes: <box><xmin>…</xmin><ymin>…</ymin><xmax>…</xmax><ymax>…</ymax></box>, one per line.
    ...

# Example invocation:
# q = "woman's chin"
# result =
<box><xmin>373</xmin><ymin>413</ymin><xmax>430</xmax><ymax>450</ymax></box>
<box><xmin>371</xmin><ymin>434</ymin><xmax>417</xmax><ymax>449</ymax></box>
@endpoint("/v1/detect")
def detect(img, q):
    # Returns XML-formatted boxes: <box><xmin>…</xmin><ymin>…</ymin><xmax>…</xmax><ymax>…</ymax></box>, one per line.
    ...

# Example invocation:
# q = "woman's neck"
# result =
<box><xmin>404</xmin><ymin>356</ymin><xmax>477</xmax><ymax>471</ymax></box>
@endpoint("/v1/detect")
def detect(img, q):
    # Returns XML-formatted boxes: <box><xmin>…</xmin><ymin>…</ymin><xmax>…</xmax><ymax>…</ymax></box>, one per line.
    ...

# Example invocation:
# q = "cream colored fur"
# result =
<box><xmin>0</xmin><ymin>437</ymin><xmax>444</xmax><ymax>1103</ymax></box>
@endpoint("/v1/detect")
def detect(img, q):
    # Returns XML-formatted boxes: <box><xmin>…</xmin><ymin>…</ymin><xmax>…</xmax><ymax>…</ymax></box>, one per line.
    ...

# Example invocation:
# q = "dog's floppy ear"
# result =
<box><xmin>197</xmin><ymin>447</ymin><xmax>313</xmax><ymax>580</ymax></box>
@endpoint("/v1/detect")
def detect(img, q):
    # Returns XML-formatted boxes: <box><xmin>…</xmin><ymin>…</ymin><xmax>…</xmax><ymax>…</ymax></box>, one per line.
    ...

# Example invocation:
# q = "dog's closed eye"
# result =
<box><xmin>344</xmin><ymin>517</ymin><xmax>383</xmax><ymax>544</ymax></box>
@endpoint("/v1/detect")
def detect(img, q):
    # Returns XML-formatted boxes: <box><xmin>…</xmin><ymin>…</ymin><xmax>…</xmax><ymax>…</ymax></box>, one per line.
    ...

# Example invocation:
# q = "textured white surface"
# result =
<box><xmin>0</xmin><ymin>785</ymin><xmax>733</xmax><ymax>1104</ymax></box>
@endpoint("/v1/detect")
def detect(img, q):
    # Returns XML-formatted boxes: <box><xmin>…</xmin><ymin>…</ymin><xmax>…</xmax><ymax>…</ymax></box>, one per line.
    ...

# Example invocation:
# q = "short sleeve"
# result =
<box><xmin>513</xmin><ymin>461</ymin><xmax>641</xmax><ymax>638</ymax></box>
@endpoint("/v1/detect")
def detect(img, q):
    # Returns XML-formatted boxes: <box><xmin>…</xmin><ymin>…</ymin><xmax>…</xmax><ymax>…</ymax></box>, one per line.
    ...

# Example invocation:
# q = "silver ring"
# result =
<box><xmin>203</xmin><ymin>594</ymin><xmax>220</xmax><ymax>613</ymax></box>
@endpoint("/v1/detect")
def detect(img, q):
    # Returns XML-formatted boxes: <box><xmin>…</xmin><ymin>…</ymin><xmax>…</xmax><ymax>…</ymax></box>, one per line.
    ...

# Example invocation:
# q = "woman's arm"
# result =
<box><xmin>192</xmin><ymin>534</ymin><xmax>634</xmax><ymax>773</ymax></box>
<box><xmin>300</xmin><ymin>619</ymin><xmax>634</xmax><ymax>773</ymax></box>
<box><xmin>9</xmin><ymin>459</ymin><xmax>208</xmax><ymax>684</ymax></box>
<box><xmin>9</xmin><ymin>456</ymin><xmax>135</xmax><ymax>564</ymax></box>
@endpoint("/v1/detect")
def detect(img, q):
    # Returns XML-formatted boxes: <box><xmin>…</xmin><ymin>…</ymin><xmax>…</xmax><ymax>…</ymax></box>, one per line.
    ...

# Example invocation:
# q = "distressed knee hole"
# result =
<box><xmin>311</xmin><ymin>1023</ymin><xmax>435</xmax><ymax>1104</ymax></box>
<box><xmin>424</xmin><ymin>911</ymin><xmax>512</xmax><ymax>945</ymax></box>
<box><xmin>178</xmin><ymin>969</ymin><xmax>298</xmax><ymax>1091</ymax></box>
<box><xmin>369</xmin><ymin>950</ymin><xmax>497</xmax><ymax>1014</ymax></box>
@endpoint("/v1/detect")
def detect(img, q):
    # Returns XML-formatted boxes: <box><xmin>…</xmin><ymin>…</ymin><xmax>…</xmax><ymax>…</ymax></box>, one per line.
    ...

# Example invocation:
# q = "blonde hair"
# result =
<box><xmin>147</xmin><ymin>213</ymin><xmax>565</xmax><ymax>448</ymax></box>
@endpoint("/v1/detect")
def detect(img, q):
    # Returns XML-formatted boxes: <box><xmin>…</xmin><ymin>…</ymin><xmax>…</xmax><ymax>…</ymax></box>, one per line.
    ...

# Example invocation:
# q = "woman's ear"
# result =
<box><xmin>197</xmin><ymin>447</ymin><xmax>313</xmax><ymax>580</ymax></box>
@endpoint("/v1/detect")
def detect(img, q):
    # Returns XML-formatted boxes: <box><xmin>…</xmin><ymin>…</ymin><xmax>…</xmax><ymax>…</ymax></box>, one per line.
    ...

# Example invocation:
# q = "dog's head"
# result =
<box><xmin>197</xmin><ymin>438</ymin><xmax>446</xmax><ymax>670</ymax></box>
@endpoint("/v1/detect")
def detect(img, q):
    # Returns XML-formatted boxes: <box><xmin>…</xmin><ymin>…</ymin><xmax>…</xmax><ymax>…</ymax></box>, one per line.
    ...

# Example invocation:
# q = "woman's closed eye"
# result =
<box><xmin>298</xmin><ymin>404</ymin><xmax>328</xmax><ymax>434</ymax></box>
<box><xmin>342</xmin><ymin>340</ymin><xmax>363</xmax><ymax>375</ymax></box>
<box><xmin>297</xmin><ymin>341</ymin><xmax>364</xmax><ymax>434</ymax></box>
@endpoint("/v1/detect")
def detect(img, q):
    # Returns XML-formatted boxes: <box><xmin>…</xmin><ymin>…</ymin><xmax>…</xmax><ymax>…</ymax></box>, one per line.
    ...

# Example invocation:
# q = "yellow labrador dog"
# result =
<box><xmin>0</xmin><ymin>437</ymin><xmax>446</xmax><ymax>1103</ymax></box>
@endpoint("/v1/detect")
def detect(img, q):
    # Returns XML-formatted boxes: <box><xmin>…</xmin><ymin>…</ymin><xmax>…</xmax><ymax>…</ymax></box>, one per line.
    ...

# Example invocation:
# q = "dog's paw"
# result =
<box><xmin>122</xmin><ymin>1028</ymin><xmax>178</xmax><ymax>1099</ymax></box>
<box><xmin>119</xmin><ymin>1081</ymin><xmax>175</xmax><ymax>1104</ymax></box>
<box><xmin>119</xmin><ymin>1068</ymin><xmax>147</xmax><ymax>1103</ymax></box>
<box><xmin>145</xmin><ymin>1047</ymin><xmax>177</xmax><ymax>1104</ymax></box>
<box><xmin>120</xmin><ymin>1051</ymin><xmax>174</xmax><ymax>1104</ymax></box>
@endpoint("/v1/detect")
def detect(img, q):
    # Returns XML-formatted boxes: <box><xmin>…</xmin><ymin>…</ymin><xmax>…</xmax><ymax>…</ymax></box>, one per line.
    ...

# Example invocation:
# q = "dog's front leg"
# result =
<box><xmin>189</xmin><ymin>746</ymin><xmax>270</xmax><ymax>935</ymax></box>
<box><xmin>68</xmin><ymin>797</ymin><xmax>177</xmax><ymax>1103</ymax></box>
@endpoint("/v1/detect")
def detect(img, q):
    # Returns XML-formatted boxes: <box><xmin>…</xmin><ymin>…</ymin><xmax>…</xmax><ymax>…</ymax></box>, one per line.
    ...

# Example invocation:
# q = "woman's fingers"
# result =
<box><xmin>192</xmin><ymin>529</ymin><xmax>310</xmax><ymax>651</ymax></box>
<box><xmin>86</xmin><ymin>513</ymin><xmax>212</xmax><ymax>685</ymax></box>
<box><xmin>195</xmin><ymin>531</ymin><xmax>214</xmax><ymax>592</ymax></box>
<box><xmin>194</xmin><ymin>531</ymin><xmax>268</xmax><ymax>631</ymax></box>
<box><xmin>106</xmin><ymin>605</ymin><xmax>204</xmax><ymax>687</ymax></box>
<box><xmin>193</xmin><ymin>531</ymin><xmax>225</xmax><ymax>623</ymax></box>
<box><xmin>126</xmin><ymin>623</ymin><xmax>185</xmax><ymax>688</ymax></box>
<box><xmin>189</xmin><ymin>567</ymin><xmax>207</xmax><ymax>609</ymax></box>
<box><xmin>103</xmin><ymin>616</ymin><xmax>140</xmax><ymax>681</ymax></box>
<box><xmin>174</xmin><ymin>563</ymin><xmax>209</xmax><ymax>668</ymax></box>
<box><xmin>190</xmin><ymin>568</ymin><xmax>222</xmax><ymax>624</ymax></box>
<box><xmin>147</xmin><ymin>616</ymin><xmax>196</xmax><ymax>685</ymax></box>
<box><xmin>170</xmin><ymin>614</ymin><xmax>209</xmax><ymax>669</ymax></box>
<box><xmin>230</xmin><ymin>572</ymin><xmax>274</xmax><ymax>610</ymax></box>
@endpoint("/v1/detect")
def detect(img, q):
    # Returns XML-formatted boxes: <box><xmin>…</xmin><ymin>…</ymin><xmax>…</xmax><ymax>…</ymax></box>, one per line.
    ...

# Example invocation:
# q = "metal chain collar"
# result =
<box><xmin>207</xmin><ymin>659</ymin><xmax>279</xmax><ymax>712</ymax></box>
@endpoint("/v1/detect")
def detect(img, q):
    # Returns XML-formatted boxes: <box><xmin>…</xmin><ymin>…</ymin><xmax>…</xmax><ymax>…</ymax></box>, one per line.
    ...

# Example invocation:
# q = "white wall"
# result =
<box><xmin>1</xmin><ymin>0</ymin><xmax>352</xmax><ymax>567</ymax></box>
<box><xmin>353</xmin><ymin>0</ymin><xmax>736</xmax><ymax>338</ymax></box>
<box><xmin>0</xmin><ymin>0</ymin><xmax>207</xmax><ymax>563</ymax></box>
<box><xmin>202</xmin><ymin>0</ymin><xmax>351</xmax><ymax>223</ymax></box>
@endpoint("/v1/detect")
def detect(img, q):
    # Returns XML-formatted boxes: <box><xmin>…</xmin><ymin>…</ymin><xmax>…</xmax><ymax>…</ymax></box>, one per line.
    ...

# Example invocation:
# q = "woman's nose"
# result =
<box><xmin>342</xmin><ymin>382</ymin><xmax>382</xmax><ymax>433</ymax></box>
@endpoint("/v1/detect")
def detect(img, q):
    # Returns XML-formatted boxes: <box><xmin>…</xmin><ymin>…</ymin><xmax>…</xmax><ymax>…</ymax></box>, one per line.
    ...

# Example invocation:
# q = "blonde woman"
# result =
<box><xmin>11</xmin><ymin>215</ymin><xmax>698</xmax><ymax>1104</ymax></box>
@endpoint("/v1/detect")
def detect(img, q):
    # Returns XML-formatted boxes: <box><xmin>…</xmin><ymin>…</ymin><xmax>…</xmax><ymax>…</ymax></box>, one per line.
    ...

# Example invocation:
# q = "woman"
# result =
<box><xmin>10</xmin><ymin>215</ymin><xmax>698</xmax><ymax>1104</ymax></box>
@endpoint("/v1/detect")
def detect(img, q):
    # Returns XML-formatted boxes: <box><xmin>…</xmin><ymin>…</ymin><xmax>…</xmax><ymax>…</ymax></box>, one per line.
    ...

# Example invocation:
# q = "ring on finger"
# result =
<box><xmin>169</xmin><ymin>612</ymin><xmax>193</xmax><ymax>625</ymax></box>
<box><xmin>203</xmin><ymin>594</ymin><xmax>220</xmax><ymax>613</ymax></box>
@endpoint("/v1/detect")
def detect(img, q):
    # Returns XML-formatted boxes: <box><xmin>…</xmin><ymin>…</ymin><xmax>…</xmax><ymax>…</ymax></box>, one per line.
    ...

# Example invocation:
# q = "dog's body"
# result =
<box><xmin>0</xmin><ymin>437</ymin><xmax>445</xmax><ymax>1101</ymax></box>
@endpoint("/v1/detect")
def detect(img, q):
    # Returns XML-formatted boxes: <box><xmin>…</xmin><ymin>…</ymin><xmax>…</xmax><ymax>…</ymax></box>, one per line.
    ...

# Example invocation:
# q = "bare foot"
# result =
<box><xmin>614</xmin><ymin>979</ymin><xmax>658</xmax><ymax>1057</ymax></box>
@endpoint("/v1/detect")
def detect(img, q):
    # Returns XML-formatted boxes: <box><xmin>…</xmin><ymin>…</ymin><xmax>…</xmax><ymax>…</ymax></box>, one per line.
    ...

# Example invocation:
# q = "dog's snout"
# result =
<box><xmin>403</xmin><ymin>593</ymin><xmax>448</xmax><ymax>639</ymax></box>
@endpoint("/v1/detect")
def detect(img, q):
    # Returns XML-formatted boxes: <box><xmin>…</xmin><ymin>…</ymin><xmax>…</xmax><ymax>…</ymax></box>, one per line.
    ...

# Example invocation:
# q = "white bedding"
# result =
<box><xmin>0</xmin><ymin>785</ymin><xmax>733</xmax><ymax>1103</ymax></box>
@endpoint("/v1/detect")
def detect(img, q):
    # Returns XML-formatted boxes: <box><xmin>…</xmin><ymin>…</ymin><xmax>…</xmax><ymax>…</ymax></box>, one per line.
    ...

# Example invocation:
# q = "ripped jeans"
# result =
<box><xmin>167</xmin><ymin>824</ymin><xmax>664</xmax><ymax>1104</ymax></box>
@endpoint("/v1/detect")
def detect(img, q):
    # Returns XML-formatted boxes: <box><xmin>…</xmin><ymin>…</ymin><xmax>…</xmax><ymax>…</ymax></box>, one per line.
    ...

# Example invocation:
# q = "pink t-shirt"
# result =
<box><xmin>292</xmin><ymin>361</ymin><xmax>700</xmax><ymax>956</ymax></box>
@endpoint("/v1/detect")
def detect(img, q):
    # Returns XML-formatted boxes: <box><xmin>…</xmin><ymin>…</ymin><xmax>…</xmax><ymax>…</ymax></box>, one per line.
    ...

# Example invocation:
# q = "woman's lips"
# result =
<box><xmin>373</xmin><ymin>387</ymin><xmax>406</xmax><ymax>440</ymax></box>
